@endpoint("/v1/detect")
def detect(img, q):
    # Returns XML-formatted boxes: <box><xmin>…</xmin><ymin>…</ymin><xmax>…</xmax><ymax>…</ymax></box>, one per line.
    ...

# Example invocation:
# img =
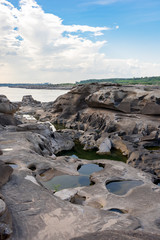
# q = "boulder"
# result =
<box><xmin>0</xmin><ymin>95</ymin><xmax>19</xmax><ymax>114</ymax></box>
<box><xmin>0</xmin><ymin>95</ymin><xmax>21</xmax><ymax>126</ymax></box>
<box><xmin>96</xmin><ymin>136</ymin><xmax>112</xmax><ymax>154</ymax></box>
<box><xmin>22</xmin><ymin>95</ymin><xmax>41</xmax><ymax>106</ymax></box>
<box><xmin>51</xmin><ymin>131</ymin><xmax>75</xmax><ymax>153</ymax></box>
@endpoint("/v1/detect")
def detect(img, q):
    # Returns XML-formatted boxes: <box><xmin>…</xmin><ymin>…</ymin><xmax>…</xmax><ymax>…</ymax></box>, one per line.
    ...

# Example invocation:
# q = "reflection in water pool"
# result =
<box><xmin>145</xmin><ymin>146</ymin><xmax>160</xmax><ymax>151</ymax></box>
<box><xmin>41</xmin><ymin>164</ymin><xmax>103</xmax><ymax>192</ymax></box>
<box><xmin>108</xmin><ymin>208</ymin><xmax>125</xmax><ymax>214</ymax></box>
<box><xmin>57</xmin><ymin>142</ymin><xmax>127</xmax><ymax>162</ymax></box>
<box><xmin>78</xmin><ymin>163</ymin><xmax>103</xmax><ymax>175</ymax></box>
<box><xmin>6</xmin><ymin>163</ymin><xmax>18</xmax><ymax>169</ymax></box>
<box><xmin>42</xmin><ymin>175</ymin><xmax>90</xmax><ymax>191</ymax></box>
<box><xmin>106</xmin><ymin>180</ymin><xmax>143</xmax><ymax>195</ymax></box>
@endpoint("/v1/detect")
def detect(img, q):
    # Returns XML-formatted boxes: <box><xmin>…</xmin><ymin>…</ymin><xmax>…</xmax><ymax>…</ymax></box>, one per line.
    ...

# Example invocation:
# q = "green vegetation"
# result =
<box><xmin>76</xmin><ymin>76</ymin><xmax>160</xmax><ymax>85</ymax></box>
<box><xmin>0</xmin><ymin>83</ymin><xmax>74</xmax><ymax>89</ymax></box>
<box><xmin>144</xmin><ymin>146</ymin><xmax>160</xmax><ymax>151</ymax></box>
<box><xmin>57</xmin><ymin>141</ymin><xmax>127</xmax><ymax>162</ymax></box>
<box><xmin>53</xmin><ymin>184</ymin><xmax>61</xmax><ymax>192</ymax></box>
<box><xmin>1</xmin><ymin>76</ymin><xmax>160</xmax><ymax>88</ymax></box>
<box><xmin>53</xmin><ymin>123</ymin><xmax>66</xmax><ymax>130</ymax></box>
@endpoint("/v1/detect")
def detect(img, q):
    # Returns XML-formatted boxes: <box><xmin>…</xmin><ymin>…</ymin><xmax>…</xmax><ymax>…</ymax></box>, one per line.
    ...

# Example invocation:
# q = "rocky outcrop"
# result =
<box><xmin>0</xmin><ymin>95</ymin><xmax>20</xmax><ymax>126</ymax></box>
<box><xmin>45</xmin><ymin>83</ymin><xmax>117</xmax><ymax>120</ymax></box>
<box><xmin>39</xmin><ymin>84</ymin><xmax>160</xmax><ymax>126</ymax></box>
<box><xmin>34</xmin><ymin>83</ymin><xmax>160</xmax><ymax>178</ymax></box>
<box><xmin>1</xmin><ymin>125</ymin><xmax>160</xmax><ymax>239</ymax></box>
<box><xmin>22</xmin><ymin>95</ymin><xmax>41</xmax><ymax>106</ymax></box>
<box><xmin>0</xmin><ymin>95</ymin><xmax>19</xmax><ymax>114</ymax></box>
<box><xmin>86</xmin><ymin>85</ymin><xmax>160</xmax><ymax>115</ymax></box>
<box><xmin>1</xmin><ymin>87</ymin><xmax>160</xmax><ymax>239</ymax></box>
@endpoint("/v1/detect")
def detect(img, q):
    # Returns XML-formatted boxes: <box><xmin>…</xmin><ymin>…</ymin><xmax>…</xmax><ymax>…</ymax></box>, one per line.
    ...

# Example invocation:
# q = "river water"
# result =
<box><xmin>0</xmin><ymin>87</ymin><xmax>68</xmax><ymax>102</ymax></box>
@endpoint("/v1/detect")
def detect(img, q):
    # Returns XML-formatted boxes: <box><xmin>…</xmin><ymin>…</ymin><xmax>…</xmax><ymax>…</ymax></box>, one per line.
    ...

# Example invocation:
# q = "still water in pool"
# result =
<box><xmin>57</xmin><ymin>142</ymin><xmax>127</xmax><ymax>162</ymax></box>
<box><xmin>106</xmin><ymin>180</ymin><xmax>143</xmax><ymax>195</ymax></box>
<box><xmin>41</xmin><ymin>164</ymin><xmax>103</xmax><ymax>191</ymax></box>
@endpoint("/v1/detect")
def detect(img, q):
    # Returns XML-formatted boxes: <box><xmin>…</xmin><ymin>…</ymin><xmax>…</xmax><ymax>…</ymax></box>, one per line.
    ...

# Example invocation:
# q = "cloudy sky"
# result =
<box><xmin>0</xmin><ymin>0</ymin><xmax>160</xmax><ymax>83</ymax></box>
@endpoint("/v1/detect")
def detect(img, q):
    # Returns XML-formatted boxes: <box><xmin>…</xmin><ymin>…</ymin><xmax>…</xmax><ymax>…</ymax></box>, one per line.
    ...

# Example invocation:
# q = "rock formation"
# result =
<box><xmin>0</xmin><ymin>95</ymin><xmax>20</xmax><ymax>126</ymax></box>
<box><xmin>39</xmin><ymin>83</ymin><xmax>160</xmax><ymax>178</ymax></box>
<box><xmin>1</xmin><ymin>86</ymin><xmax>160</xmax><ymax>239</ymax></box>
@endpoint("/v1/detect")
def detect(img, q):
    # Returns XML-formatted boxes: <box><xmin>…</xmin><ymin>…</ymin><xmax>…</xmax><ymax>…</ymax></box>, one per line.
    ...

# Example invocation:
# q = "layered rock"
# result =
<box><xmin>35</xmin><ymin>83</ymin><xmax>160</xmax><ymax>178</ymax></box>
<box><xmin>86</xmin><ymin>85</ymin><xmax>160</xmax><ymax>115</ymax></box>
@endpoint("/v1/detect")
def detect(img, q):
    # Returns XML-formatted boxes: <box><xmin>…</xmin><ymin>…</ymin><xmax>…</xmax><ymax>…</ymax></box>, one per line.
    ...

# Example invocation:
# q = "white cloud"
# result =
<box><xmin>0</xmin><ymin>0</ymin><xmax>160</xmax><ymax>84</ymax></box>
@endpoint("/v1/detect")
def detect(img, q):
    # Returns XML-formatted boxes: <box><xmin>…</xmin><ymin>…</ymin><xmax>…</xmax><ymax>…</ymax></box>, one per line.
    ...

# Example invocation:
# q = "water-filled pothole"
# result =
<box><xmin>106</xmin><ymin>180</ymin><xmax>143</xmax><ymax>195</ymax></box>
<box><xmin>41</xmin><ymin>163</ymin><xmax>103</xmax><ymax>192</ymax></box>
<box><xmin>144</xmin><ymin>146</ymin><xmax>160</xmax><ymax>151</ymax></box>
<box><xmin>28</xmin><ymin>164</ymin><xmax>36</xmax><ymax>171</ymax></box>
<box><xmin>78</xmin><ymin>163</ymin><xmax>103</xmax><ymax>175</ymax></box>
<box><xmin>5</xmin><ymin>163</ymin><xmax>18</xmax><ymax>169</ymax></box>
<box><xmin>57</xmin><ymin>142</ymin><xmax>127</xmax><ymax>162</ymax></box>
<box><xmin>108</xmin><ymin>208</ymin><xmax>127</xmax><ymax>214</ymax></box>
<box><xmin>154</xmin><ymin>179</ymin><xmax>160</xmax><ymax>186</ymax></box>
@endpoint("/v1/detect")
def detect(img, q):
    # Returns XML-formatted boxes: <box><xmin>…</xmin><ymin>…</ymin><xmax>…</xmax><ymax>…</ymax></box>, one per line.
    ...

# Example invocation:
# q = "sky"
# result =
<box><xmin>0</xmin><ymin>0</ymin><xmax>160</xmax><ymax>84</ymax></box>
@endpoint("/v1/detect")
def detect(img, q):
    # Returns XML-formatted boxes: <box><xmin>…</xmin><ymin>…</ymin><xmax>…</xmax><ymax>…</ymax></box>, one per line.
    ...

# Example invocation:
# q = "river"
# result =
<box><xmin>0</xmin><ymin>87</ymin><xmax>68</xmax><ymax>102</ymax></box>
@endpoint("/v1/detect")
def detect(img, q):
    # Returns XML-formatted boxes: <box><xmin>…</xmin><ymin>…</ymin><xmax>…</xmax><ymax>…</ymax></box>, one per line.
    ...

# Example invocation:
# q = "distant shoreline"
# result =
<box><xmin>0</xmin><ymin>84</ymin><xmax>74</xmax><ymax>90</ymax></box>
<box><xmin>1</xmin><ymin>76</ymin><xmax>160</xmax><ymax>90</ymax></box>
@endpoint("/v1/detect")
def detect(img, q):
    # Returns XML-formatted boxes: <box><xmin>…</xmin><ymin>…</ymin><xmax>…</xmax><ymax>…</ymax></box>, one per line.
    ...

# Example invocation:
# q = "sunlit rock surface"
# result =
<box><xmin>1</xmin><ymin>87</ymin><xmax>160</xmax><ymax>239</ymax></box>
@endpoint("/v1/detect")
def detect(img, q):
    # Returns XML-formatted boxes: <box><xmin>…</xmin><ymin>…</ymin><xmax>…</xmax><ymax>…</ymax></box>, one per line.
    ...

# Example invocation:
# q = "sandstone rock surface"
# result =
<box><xmin>38</xmin><ymin>84</ymin><xmax>160</xmax><ymax>178</ymax></box>
<box><xmin>1</xmin><ymin>88</ymin><xmax>160</xmax><ymax>240</ymax></box>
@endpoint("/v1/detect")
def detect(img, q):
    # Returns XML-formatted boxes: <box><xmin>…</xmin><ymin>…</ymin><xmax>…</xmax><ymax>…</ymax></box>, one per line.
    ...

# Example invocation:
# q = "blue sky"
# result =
<box><xmin>0</xmin><ymin>0</ymin><xmax>160</xmax><ymax>83</ymax></box>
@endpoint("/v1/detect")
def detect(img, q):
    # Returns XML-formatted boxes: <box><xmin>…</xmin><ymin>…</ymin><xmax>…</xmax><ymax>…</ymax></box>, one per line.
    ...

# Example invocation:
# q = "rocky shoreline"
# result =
<box><xmin>0</xmin><ymin>83</ymin><xmax>160</xmax><ymax>239</ymax></box>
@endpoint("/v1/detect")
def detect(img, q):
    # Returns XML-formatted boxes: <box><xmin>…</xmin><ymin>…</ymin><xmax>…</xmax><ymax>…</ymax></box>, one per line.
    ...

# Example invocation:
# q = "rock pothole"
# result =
<box><xmin>106</xmin><ymin>180</ymin><xmax>144</xmax><ymax>195</ymax></box>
